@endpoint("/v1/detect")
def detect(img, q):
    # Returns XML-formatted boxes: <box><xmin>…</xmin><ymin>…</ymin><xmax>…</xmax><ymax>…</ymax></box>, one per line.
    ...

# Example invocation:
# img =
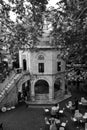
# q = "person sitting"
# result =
<box><xmin>74</xmin><ymin>110</ymin><xmax>83</xmax><ymax>120</ymax></box>
<box><xmin>81</xmin><ymin>97</ymin><xmax>87</xmax><ymax>105</ymax></box>
<box><xmin>56</xmin><ymin>103</ymin><xmax>59</xmax><ymax>111</ymax></box>
<box><xmin>74</xmin><ymin>97</ymin><xmax>79</xmax><ymax>110</ymax></box>
<box><xmin>56</xmin><ymin>104</ymin><xmax>60</xmax><ymax>119</ymax></box>
<box><xmin>66</xmin><ymin>101</ymin><xmax>72</xmax><ymax>108</ymax></box>
<box><xmin>51</xmin><ymin>104</ymin><xmax>59</xmax><ymax>118</ymax></box>
<box><xmin>44</xmin><ymin>117</ymin><xmax>50</xmax><ymax>130</ymax></box>
<box><xmin>50</xmin><ymin>119</ymin><xmax>57</xmax><ymax>130</ymax></box>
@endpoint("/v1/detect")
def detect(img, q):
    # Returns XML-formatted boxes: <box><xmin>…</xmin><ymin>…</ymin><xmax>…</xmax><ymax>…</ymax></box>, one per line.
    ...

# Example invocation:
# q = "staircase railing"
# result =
<box><xmin>0</xmin><ymin>70</ymin><xmax>30</xmax><ymax>106</ymax></box>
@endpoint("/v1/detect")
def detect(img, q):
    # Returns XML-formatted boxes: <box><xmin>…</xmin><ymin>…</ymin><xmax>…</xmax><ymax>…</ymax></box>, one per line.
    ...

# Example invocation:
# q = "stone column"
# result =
<box><xmin>49</xmin><ymin>85</ymin><xmax>54</xmax><ymax>101</ymax></box>
<box><xmin>61</xmin><ymin>77</ymin><xmax>65</xmax><ymax>92</ymax></box>
<box><xmin>30</xmin><ymin>80</ymin><xmax>35</xmax><ymax>101</ymax></box>
<box><xmin>49</xmin><ymin>77</ymin><xmax>54</xmax><ymax>101</ymax></box>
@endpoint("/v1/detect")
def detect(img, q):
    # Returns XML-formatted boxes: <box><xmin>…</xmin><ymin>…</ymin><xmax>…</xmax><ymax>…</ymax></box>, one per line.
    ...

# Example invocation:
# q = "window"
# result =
<box><xmin>57</xmin><ymin>62</ymin><xmax>61</xmax><ymax>71</ymax></box>
<box><xmin>38</xmin><ymin>63</ymin><xmax>44</xmax><ymax>73</ymax></box>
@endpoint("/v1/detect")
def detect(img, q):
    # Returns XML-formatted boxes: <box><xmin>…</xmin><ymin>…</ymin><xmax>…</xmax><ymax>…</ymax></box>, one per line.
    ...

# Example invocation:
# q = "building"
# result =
<box><xmin>19</xmin><ymin>17</ymin><xmax>66</xmax><ymax>102</ymax></box>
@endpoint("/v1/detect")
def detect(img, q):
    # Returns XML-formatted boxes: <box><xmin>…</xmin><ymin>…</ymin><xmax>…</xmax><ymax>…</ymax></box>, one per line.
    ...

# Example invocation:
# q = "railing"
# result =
<box><xmin>0</xmin><ymin>70</ymin><xmax>30</xmax><ymax>105</ymax></box>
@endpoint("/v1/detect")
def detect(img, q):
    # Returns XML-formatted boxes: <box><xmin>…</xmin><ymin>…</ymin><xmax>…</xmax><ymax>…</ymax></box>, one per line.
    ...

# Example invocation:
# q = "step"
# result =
<box><xmin>25</xmin><ymin>93</ymin><xmax>72</xmax><ymax>108</ymax></box>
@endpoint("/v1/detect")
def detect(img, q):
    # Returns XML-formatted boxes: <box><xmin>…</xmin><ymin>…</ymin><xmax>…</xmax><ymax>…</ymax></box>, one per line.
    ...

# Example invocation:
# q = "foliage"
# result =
<box><xmin>0</xmin><ymin>0</ymin><xmax>48</xmax><ymax>56</ymax></box>
<box><xmin>50</xmin><ymin>0</ymin><xmax>87</xmax><ymax>64</ymax></box>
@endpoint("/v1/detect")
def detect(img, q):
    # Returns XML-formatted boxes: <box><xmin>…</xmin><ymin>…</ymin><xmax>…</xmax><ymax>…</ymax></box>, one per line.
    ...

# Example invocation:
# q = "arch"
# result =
<box><xmin>38</xmin><ymin>55</ymin><xmax>44</xmax><ymax>60</ymax></box>
<box><xmin>54</xmin><ymin>78</ymin><xmax>62</xmax><ymax>92</ymax></box>
<box><xmin>18</xmin><ymin>80</ymin><xmax>31</xmax><ymax>102</ymax></box>
<box><xmin>23</xmin><ymin>59</ymin><xmax>27</xmax><ymax>70</ymax></box>
<box><xmin>34</xmin><ymin>79</ymin><xmax>49</xmax><ymax>94</ymax></box>
<box><xmin>35</xmin><ymin>51</ymin><xmax>46</xmax><ymax>60</ymax></box>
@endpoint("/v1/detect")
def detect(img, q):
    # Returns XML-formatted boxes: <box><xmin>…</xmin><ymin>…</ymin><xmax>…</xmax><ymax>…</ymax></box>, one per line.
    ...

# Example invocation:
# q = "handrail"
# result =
<box><xmin>0</xmin><ymin>71</ymin><xmax>30</xmax><ymax>105</ymax></box>
<box><xmin>0</xmin><ymin>72</ymin><xmax>16</xmax><ymax>95</ymax></box>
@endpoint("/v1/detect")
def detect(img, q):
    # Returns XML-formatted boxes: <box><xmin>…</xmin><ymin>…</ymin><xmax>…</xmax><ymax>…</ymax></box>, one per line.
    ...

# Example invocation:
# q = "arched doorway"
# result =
<box><xmin>23</xmin><ymin>59</ymin><xmax>27</xmax><ymax>71</ymax></box>
<box><xmin>35</xmin><ymin>80</ymin><xmax>49</xmax><ymax>94</ymax></box>
<box><xmin>18</xmin><ymin>80</ymin><xmax>30</xmax><ymax>102</ymax></box>
<box><xmin>54</xmin><ymin>78</ymin><xmax>62</xmax><ymax>92</ymax></box>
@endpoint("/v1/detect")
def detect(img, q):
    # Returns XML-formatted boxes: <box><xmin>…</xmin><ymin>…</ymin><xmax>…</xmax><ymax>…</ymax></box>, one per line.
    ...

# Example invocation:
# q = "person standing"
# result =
<box><xmin>74</xmin><ymin>97</ymin><xmax>78</xmax><ymax>110</ymax></box>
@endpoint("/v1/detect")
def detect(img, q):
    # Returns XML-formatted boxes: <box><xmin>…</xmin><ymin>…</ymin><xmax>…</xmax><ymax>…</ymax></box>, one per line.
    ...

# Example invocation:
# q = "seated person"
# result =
<box><xmin>66</xmin><ymin>101</ymin><xmax>73</xmax><ymax>108</ymax></box>
<box><xmin>50</xmin><ymin>119</ymin><xmax>57</xmax><ymax>130</ymax></box>
<box><xmin>44</xmin><ymin>117</ymin><xmax>50</xmax><ymax>130</ymax></box>
<box><xmin>81</xmin><ymin>97</ymin><xmax>87</xmax><ymax>105</ymax></box>
<box><xmin>74</xmin><ymin>97</ymin><xmax>79</xmax><ymax>110</ymax></box>
<box><xmin>51</xmin><ymin>104</ymin><xmax>59</xmax><ymax>118</ymax></box>
<box><xmin>56</xmin><ymin>103</ymin><xmax>59</xmax><ymax>111</ymax></box>
<box><xmin>74</xmin><ymin>110</ymin><xmax>83</xmax><ymax>120</ymax></box>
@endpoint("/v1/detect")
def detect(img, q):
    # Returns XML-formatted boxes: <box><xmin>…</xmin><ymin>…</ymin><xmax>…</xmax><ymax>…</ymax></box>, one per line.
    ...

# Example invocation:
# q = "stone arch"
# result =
<box><xmin>33</xmin><ymin>77</ymin><xmax>51</xmax><ymax>88</ymax></box>
<box><xmin>33</xmin><ymin>77</ymin><xmax>51</xmax><ymax>93</ymax></box>
<box><xmin>54</xmin><ymin>78</ymin><xmax>62</xmax><ymax>92</ymax></box>
<box><xmin>35</xmin><ymin>51</ymin><xmax>46</xmax><ymax>61</ymax></box>
<box><xmin>18</xmin><ymin>80</ymin><xmax>31</xmax><ymax>102</ymax></box>
<box><xmin>34</xmin><ymin>79</ymin><xmax>49</xmax><ymax>94</ymax></box>
<box><xmin>17</xmin><ymin>74</ymin><xmax>30</xmax><ymax>93</ymax></box>
<box><xmin>38</xmin><ymin>55</ymin><xmax>44</xmax><ymax>60</ymax></box>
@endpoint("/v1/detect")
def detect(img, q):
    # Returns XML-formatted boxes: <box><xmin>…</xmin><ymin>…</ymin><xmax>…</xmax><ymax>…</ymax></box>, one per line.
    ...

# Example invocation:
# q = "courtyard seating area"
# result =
<box><xmin>0</xmin><ymin>90</ymin><xmax>87</xmax><ymax>130</ymax></box>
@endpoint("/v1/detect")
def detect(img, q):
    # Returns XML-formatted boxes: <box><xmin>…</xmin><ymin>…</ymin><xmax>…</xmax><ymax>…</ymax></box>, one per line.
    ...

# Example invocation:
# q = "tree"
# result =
<box><xmin>0</xmin><ymin>0</ymin><xmax>48</xmax><ymax>55</ymax></box>
<box><xmin>50</xmin><ymin>0</ymin><xmax>87</xmax><ymax>65</ymax></box>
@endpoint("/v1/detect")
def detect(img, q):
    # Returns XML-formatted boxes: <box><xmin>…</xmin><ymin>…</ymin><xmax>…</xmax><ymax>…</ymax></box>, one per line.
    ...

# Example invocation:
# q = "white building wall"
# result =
<box><xmin>19</xmin><ymin>47</ymin><xmax>65</xmax><ymax>101</ymax></box>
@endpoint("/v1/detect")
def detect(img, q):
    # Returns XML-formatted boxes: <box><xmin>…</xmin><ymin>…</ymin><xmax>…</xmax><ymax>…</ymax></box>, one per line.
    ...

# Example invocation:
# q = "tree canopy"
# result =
<box><xmin>49</xmin><ymin>0</ymin><xmax>87</xmax><ymax>65</ymax></box>
<box><xmin>0</xmin><ymin>0</ymin><xmax>48</xmax><ymax>56</ymax></box>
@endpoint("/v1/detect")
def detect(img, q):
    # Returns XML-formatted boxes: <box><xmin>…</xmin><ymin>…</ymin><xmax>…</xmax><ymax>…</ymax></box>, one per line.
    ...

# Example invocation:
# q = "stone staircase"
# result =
<box><xmin>0</xmin><ymin>73</ymin><xmax>22</xmax><ymax>108</ymax></box>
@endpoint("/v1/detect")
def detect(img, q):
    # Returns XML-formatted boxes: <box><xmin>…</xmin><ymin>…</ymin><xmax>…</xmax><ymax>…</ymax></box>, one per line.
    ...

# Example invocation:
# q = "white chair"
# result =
<box><xmin>44</xmin><ymin>108</ymin><xmax>49</xmax><ymax>116</ymax></box>
<box><xmin>11</xmin><ymin>106</ymin><xmax>15</xmax><ymax>109</ymax></box>
<box><xmin>81</xmin><ymin>97</ymin><xmax>87</xmax><ymax>104</ymax></box>
<box><xmin>85</xmin><ymin>123</ymin><xmax>87</xmax><ymax>130</ymax></box>
<box><xmin>81</xmin><ymin>97</ymin><xmax>85</xmax><ymax>102</ymax></box>
<box><xmin>59</xmin><ymin>127</ymin><xmax>65</xmax><ymax>130</ymax></box>
<box><xmin>1</xmin><ymin>107</ymin><xmax>6</xmax><ymax>112</ymax></box>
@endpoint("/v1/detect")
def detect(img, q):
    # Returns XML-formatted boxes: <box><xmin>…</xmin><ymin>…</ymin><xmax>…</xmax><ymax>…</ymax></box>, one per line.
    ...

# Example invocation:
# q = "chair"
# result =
<box><xmin>59</xmin><ymin>127</ymin><xmax>65</xmax><ymax>130</ymax></box>
<box><xmin>1</xmin><ymin>107</ymin><xmax>6</xmax><ymax>112</ymax></box>
<box><xmin>44</xmin><ymin>108</ymin><xmax>50</xmax><ymax>116</ymax></box>
<box><xmin>84</xmin><ymin>112</ymin><xmax>87</xmax><ymax>118</ymax></box>
<box><xmin>81</xmin><ymin>97</ymin><xmax>85</xmax><ymax>102</ymax></box>
<box><xmin>81</xmin><ymin>97</ymin><xmax>87</xmax><ymax>105</ymax></box>
<box><xmin>85</xmin><ymin>123</ymin><xmax>87</xmax><ymax>130</ymax></box>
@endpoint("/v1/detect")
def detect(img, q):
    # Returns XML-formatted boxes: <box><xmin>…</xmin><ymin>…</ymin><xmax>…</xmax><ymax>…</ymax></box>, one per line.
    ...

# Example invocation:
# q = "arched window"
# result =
<box><xmin>38</xmin><ymin>55</ymin><xmax>44</xmax><ymax>73</ymax></box>
<box><xmin>38</xmin><ymin>55</ymin><xmax>44</xmax><ymax>60</ymax></box>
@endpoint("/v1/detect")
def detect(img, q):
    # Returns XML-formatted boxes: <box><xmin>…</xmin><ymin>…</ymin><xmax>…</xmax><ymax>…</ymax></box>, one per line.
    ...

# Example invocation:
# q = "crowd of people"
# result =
<box><xmin>44</xmin><ymin>96</ymin><xmax>87</xmax><ymax>130</ymax></box>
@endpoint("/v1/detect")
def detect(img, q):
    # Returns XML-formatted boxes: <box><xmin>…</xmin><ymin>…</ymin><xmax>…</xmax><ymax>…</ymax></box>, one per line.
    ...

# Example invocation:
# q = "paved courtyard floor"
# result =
<box><xmin>0</xmin><ymin>90</ymin><xmax>86</xmax><ymax>130</ymax></box>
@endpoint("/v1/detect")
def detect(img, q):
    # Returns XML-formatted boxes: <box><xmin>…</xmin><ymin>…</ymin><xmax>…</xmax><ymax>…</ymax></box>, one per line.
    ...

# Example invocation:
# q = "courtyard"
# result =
<box><xmin>0</xmin><ymin>90</ymin><xmax>87</xmax><ymax>130</ymax></box>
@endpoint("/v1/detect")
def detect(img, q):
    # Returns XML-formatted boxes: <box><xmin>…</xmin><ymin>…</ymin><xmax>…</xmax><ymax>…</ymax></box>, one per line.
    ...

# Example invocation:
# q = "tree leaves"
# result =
<box><xmin>50</xmin><ymin>0</ymin><xmax>87</xmax><ymax>65</ymax></box>
<box><xmin>0</xmin><ymin>0</ymin><xmax>48</xmax><ymax>57</ymax></box>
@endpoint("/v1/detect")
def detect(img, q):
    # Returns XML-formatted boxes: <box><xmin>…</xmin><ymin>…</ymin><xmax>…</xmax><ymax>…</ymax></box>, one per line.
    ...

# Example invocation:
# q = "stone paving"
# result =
<box><xmin>0</xmin><ymin>91</ymin><xmax>86</xmax><ymax>130</ymax></box>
